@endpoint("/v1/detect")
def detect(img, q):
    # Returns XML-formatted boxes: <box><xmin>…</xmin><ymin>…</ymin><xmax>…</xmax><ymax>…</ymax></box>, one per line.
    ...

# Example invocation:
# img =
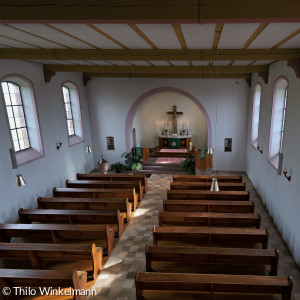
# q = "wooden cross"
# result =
<box><xmin>167</xmin><ymin>105</ymin><xmax>183</xmax><ymax>130</ymax></box>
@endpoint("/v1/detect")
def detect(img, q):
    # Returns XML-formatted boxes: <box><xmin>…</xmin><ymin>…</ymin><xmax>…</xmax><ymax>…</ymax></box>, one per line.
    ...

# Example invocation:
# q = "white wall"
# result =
<box><xmin>87</xmin><ymin>78</ymin><xmax>249</xmax><ymax>170</ymax></box>
<box><xmin>0</xmin><ymin>60</ymin><xmax>94</xmax><ymax>223</ymax></box>
<box><xmin>132</xmin><ymin>91</ymin><xmax>208</xmax><ymax>148</ymax></box>
<box><xmin>246</xmin><ymin>61</ymin><xmax>300</xmax><ymax>265</ymax></box>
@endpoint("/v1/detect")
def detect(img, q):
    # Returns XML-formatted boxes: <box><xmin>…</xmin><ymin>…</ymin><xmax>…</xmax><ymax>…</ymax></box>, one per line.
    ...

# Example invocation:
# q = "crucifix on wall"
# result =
<box><xmin>167</xmin><ymin>105</ymin><xmax>183</xmax><ymax>130</ymax></box>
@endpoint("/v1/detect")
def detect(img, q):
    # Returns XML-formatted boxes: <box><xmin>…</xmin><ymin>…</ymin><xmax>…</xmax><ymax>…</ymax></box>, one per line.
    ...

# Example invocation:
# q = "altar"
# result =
<box><xmin>159</xmin><ymin>135</ymin><xmax>192</xmax><ymax>150</ymax></box>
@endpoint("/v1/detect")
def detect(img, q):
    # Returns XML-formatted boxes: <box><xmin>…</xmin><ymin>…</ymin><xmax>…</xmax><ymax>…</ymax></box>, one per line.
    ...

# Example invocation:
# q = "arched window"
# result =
<box><xmin>251</xmin><ymin>83</ymin><xmax>261</xmax><ymax>148</ymax></box>
<box><xmin>268</xmin><ymin>78</ymin><xmax>288</xmax><ymax>169</ymax></box>
<box><xmin>0</xmin><ymin>75</ymin><xmax>44</xmax><ymax>166</ymax></box>
<box><xmin>61</xmin><ymin>82</ymin><xmax>84</xmax><ymax>146</ymax></box>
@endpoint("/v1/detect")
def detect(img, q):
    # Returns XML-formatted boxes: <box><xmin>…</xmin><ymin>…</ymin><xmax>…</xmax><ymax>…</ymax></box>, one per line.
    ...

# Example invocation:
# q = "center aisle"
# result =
<box><xmin>89</xmin><ymin>174</ymin><xmax>172</xmax><ymax>299</ymax></box>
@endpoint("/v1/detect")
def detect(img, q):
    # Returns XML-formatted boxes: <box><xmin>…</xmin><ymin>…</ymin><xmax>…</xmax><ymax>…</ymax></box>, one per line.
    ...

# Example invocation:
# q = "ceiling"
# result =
<box><xmin>0</xmin><ymin>1</ymin><xmax>300</xmax><ymax>81</ymax></box>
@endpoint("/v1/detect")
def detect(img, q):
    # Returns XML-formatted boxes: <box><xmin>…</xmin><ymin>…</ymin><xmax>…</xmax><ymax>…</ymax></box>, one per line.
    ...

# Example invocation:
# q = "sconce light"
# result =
<box><xmin>257</xmin><ymin>143</ymin><xmax>263</xmax><ymax>154</ymax></box>
<box><xmin>16</xmin><ymin>174</ymin><xmax>26</xmax><ymax>186</ymax></box>
<box><xmin>283</xmin><ymin>168</ymin><xmax>291</xmax><ymax>182</ymax></box>
<box><xmin>210</xmin><ymin>177</ymin><xmax>219</xmax><ymax>192</ymax></box>
<box><xmin>86</xmin><ymin>145</ymin><xmax>92</xmax><ymax>153</ymax></box>
<box><xmin>56</xmin><ymin>141</ymin><xmax>62</xmax><ymax>150</ymax></box>
<box><xmin>9</xmin><ymin>148</ymin><xmax>26</xmax><ymax>187</ymax></box>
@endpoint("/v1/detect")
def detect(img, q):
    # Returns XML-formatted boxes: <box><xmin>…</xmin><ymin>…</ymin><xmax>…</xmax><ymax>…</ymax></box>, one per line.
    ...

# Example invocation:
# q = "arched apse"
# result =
<box><xmin>125</xmin><ymin>87</ymin><xmax>212</xmax><ymax>152</ymax></box>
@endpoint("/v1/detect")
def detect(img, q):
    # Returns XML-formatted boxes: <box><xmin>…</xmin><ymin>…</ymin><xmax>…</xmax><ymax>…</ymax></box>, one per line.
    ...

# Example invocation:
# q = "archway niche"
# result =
<box><xmin>125</xmin><ymin>87</ymin><xmax>211</xmax><ymax>152</ymax></box>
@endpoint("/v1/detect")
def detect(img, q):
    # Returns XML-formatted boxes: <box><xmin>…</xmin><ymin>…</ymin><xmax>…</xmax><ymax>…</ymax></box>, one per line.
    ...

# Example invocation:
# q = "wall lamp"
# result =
<box><xmin>283</xmin><ymin>168</ymin><xmax>291</xmax><ymax>182</ymax></box>
<box><xmin>56</xmin><ymin>141</ymin><xmax>62</xmax><ymax>150</ymax></box>
<box><xmin>86</xmin><ymin>145</ymin><xmax>92</xmax><ymax>153</ymax></box>
<box><xmin>257</xmin><ymin>143</ymin><xmax>263</xmax><ymax>154</ymax></box>
<box><xmin>9</xmin><ymin>148</ymin><xmax>26</xmax><ymax>187</ymax></box>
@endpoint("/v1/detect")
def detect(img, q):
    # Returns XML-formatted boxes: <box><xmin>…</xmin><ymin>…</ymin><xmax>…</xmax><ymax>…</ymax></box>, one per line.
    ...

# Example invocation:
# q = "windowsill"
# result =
<box><xmin>16</xmin><ymin>147</ymin><xmax>44</xmax><ymax>167</ymax></box>
<box><xmin>69</xmin><ymin>134</ymin><xmax>84</xmax><ymax>147</ymax></box>
<box><xmin>268</xmin><ymin>154</ymin><xmax>279</xmax><ymax>170</ymax></box>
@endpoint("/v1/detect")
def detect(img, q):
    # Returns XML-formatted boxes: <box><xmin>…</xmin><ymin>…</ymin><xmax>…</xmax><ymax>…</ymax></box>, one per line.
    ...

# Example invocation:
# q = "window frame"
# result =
<box><xmin>268</xmin><ymin>77</ymin><xmax>289</xmax><ymax>170</ymax></box>
<box><xmin>250</xmin><ymin>83</ymin><xmax>262</xmax><ymax>149</ymax></box>
<box><xmin>0</xmin><ymin>74</ymin><xmax>44</xmax><ymax>167</ymax></box>
<box><xmin>61</xmin><ymin>81</ymin><xmax>84</xmax><ymax>146</ymax></box>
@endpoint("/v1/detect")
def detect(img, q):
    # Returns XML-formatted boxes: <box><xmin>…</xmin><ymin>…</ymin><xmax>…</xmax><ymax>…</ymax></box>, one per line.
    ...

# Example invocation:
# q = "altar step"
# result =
<box><xmin>150</xmin><ymin>151</ymin><xmax>191</xmax><ymax>158</ymax></box>
<box><xmin>137</xmin><ymin>162</ymin><xmax>187</xmax><ymax>175</ymax></box>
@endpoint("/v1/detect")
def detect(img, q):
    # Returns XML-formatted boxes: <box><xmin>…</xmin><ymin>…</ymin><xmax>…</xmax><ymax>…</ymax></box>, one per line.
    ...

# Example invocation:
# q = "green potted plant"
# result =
<box><xmin>164</xmin><ymin>129</ymin><xmax>168</xmax><ymax>136</ymax></box>
<box><xmin>179</xmin><ymin>154</ymin><xmax>195</xmax><ymax>174</ymax></box>
<box><xmin>110</xmin><ymin>162</ymin><xmax>126</xmax><ymax>173</ymax></box>
<box><xmin>181</xmin><ymin>129</ymin><xmax>186</xmax><ymax>136</ymax></box>
<box><xmin>122</xmin><ymin>151</ymin><xmax>143</xmax><ymax>172</ymax></box>
<box><xmin>97</xmin><ymin>155</ymin><xmax>109</xmax><ymax>174</ymax></box>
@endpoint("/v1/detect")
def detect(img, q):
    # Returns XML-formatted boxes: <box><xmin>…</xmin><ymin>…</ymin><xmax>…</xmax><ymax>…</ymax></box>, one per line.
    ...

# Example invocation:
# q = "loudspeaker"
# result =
<box><xmin>277</xmin><ymin>152</ymin><xmax>283</xmax><ymax>175</ymax></box>
<box><xmin>9</xmin><ymin>148</ymin><xmax>18</xmax><ymax>169</ymax></box>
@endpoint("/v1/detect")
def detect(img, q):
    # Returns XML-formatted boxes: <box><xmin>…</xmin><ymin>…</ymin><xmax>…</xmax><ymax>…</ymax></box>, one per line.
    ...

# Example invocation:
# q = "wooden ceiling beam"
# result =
<box><xmin>1</xmin><ymin>48</ymin><xmax>299</xmax><ymax>61</ymax></box>
<box><xmin>84</xmin><ymin>72</ymin><xmax>251</xmax><ymax>79</ymax></box>
<box><xmin>0</xmin><ymin>0</ymin><xmax>300</xmax><ymax>23</ymax></box>
<box><xmin>43</xmin><ymin>64</ymin><xmax>267</xmax><ymax>73</ymax></box>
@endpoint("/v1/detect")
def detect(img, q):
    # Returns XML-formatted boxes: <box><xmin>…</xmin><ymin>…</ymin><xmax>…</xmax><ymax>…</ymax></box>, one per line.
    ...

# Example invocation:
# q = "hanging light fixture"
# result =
<box><xmin>16</xmin><ymin>174</ymin><xmax>26</xmax><ymax>186</ymax></box>
<box><xmin>9</xmin><ymin>148</ymin><xmax>26</xmax><ymax>187</ymax></box>
<box><xmin>86</xmin><ymin>145</ymin><xmax>92</xmax><ymax>153</ymax></box>
<box><xmin>210</xmin><ymin>48</ymin><xmax>219</xmax><ymax>192</ymax></box>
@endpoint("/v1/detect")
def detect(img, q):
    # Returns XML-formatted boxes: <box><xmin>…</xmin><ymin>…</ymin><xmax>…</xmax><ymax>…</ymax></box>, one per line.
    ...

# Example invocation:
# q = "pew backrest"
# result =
<box><xmin>0</xmin><ymin>243</ymin><xmax>102</xmax><ymax>279</ymax></box>
<box><xmin>173</xmin><ymin>175</ymin><xmax>243</xmax><ymax>183</ymax></box>
<box><xmin>170</xmin><ymin>181</ymin><xmax>246</xmax><ymax>191</ymax></box>
<box><xmin>163</xmin><ymin>200</ymin><xmax>255</xmax><ymax>213</ymax></box>
<box><xmin>37</xmin><ymin>197</ymin><xmax>132</xmax><ymax>222</ymax></box>
<box><xmin>158</xmin><ymin>211</ymin><xmax>261</xmax><ymax>228</ymax></box>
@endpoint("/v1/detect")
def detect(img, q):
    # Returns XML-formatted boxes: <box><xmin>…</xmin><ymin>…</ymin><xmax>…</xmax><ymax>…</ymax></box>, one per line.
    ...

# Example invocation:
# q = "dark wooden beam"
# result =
<box><xmin>1</xmin><ymin>49</ymin><xmax>299</xmax><ymax>61</ymax></box>
<box><xmin>258</xmin><ymin>71</ymin><xmax>269</xmax><ymax>84</ymax></box>
<box><xmin>0</xmin><ymin>0</ymin><xmax>299</xmax><ymax>23</ymax></box>
<box><xmin>84</xmin><ymin>72</ymin><xmax>252</xmax><ymax>79</ymax></box>
<box><xmin>43</xmin><ymin>69</ymin><xmax>56</xmax><ymax>83</ymax></box>
<box><xmin>44</xmin><ymin>64</ymin><xmax>268</xmax><ymax>74</ymax></box>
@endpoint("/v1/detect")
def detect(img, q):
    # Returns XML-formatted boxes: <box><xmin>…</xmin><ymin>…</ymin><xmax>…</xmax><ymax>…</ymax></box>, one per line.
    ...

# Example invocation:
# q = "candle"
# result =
<box><xmin>189</xmin><ymin>142</ymin><xmax>192</xmax><ymax>151</ymax></box>
<box><xmin>179</xmin><ymin>121</ymin><xmax>181</xmax><ymax>129</ymax></box>
<box><xmin>186</xmin><ymin>121</ymin><xmax>188</xmax><ymax>129</ymax></box>
<box><xmin>169</xmin><ymin>121</ymin><xmax>171</xmax><ymax>129</ymax></box>
<box><xmin>161</xmin><ymin>121</ymin><xmax>163</xmax><ymax>129</ymax></box>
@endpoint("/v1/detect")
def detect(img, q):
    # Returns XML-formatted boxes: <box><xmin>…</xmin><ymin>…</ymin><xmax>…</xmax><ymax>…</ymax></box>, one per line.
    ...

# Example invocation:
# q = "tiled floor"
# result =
<box><xmin>88</xmin><ymin>173</ymin><xmax>300</xmax><ymax>300</ymax></box>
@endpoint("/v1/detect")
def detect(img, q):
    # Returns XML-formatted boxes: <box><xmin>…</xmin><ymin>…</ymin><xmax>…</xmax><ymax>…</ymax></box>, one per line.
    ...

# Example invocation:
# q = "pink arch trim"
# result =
<box><xmin>125</xmin><ymin>87</ymin><xmax>212</xmax><ymax>152</ymax></box>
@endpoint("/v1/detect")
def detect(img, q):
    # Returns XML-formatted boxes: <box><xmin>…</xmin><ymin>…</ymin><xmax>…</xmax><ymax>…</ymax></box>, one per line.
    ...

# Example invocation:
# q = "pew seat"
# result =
<box><xmin>167</xmin><ymin>190</ymin><xmax>250</xmax><ymax>201</ymax></box>
<box><xmin>0</xmin><ymin>243</ymin><xmax>102</xmax><ymax>280</ymax></box>
<box><xmin>145</xmin><ymin>245</ymin><xmax>279</xmax><ymax>275</ymax></box>
<box><xmin>66</xmin><ymin>179</ymin><xmax>143</xmax><ymax>201</ymax></box>
<box><xmin>135</xmin><ymin>272</ymin><xmax>293</xmax><ymax>300</ymax></box>
<box><xmin>170</xmin><ymin>181</ymin><xmax>246</xmax><ymax>191</ymax></box>
<box><xmin>0</xmin><ymin>269</ymin><xmax>87</xmax><ymax>300</ymax></box>
<box><xmin>153</xmin><ymin>226</ymin><xmax>268</xmax><ymax>249</ymax></box>
<box><xmin>76</xmin><ymin>173</ymin><xmax>148</xmax><ymax>193</ymax></box>
<box><xmin>38</xmin><ymin>197</ymin><xmax>132</xmax><ymax>222</ymax></box>
<box><xmin>163</xmin><ymin>200</ymin><xmax>255</xmax><ymax>213</ymax></box>
<box><xmin>53</xmin><ymin>187</ymin><xmax>138</xmax><ymax>211</ymax></box>
<box><xmin>158</xmin><ymin>211</ymin><xmax>261</xmax><ymax>228</ymax></box>
<box><xmin>173</xmin><ymin>175</ymin><xmax>243</xmax><ymax>183</ymax></box>
<box><xmin>0</xmin><ymin>224</ymin><xmax>114</xmax><ymax>256</ymax></box>
<box><xmin>19</xmin><ymin>208</ymin><xmax>124</xmax><ymax>238</ymax></box>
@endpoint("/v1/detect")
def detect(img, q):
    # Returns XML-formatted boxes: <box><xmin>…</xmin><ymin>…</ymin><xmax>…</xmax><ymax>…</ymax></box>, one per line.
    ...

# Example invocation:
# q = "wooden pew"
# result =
<box><xmin>53</xmin><ymin>187</ymin><xmax>138</xmax><ymax>211</ymax></box>
<box><xmin>167</xmin><ymin>190</ymin><xmax>250</xmax><ymax>201</ymax></box>
<box><xmin>158</xmin><ymin>211</ymin><xmax>261</xmax><ymax>228</ymax></box>
<box><xmin>135</xmin><ymin>272</ymin><xmax>293</xmax><ymax>300</ymax></box>
<box><xmin>163</xmin><ymin>200</ymin><xmax>255</xmax><ymax>213</ymax></box>
<box><xmin>18</xmin><ymin>208</ymin><xmax>124</xmax><ymax>238</ymax></box>
<box><xmin>0</xmin><ymin>269</ymin><xmax>87</xmax><ymax>300</ymax></box>
<box><xmin>170</xmin><ymin>181</ymin><xmax>246</xmax><ymax>191</ymax></box>
<box><xmin>76</xmin><ymin>173</ymin><xmax>148</xmax><ymax>193</ymax></box>
<box><xmin>173</xmin><ymin>175</ymin><xmax>243</xmax><ymax>183</ymax></box>
<box><xmin>38</xmin><ymin>197</ymin><xmax>132</xmax><ymax>223</ymax></box>
<box><xmin>0</xmin><ymin>243</ymin><xmax>102</xmax><ymax>280</ymax></box>
<box><xmin>153</xmin><ymin>226</ymin><xmax>269</xmax><ymax>249</ymax></box>
<box><xmin>145</xmin><ymin>245</ymin><xmax>279</xmax><ymax>276</ymax></box>
<box><xmin>0</xmin><ymin>224</ymin><xmax>114</xmax><ymax>256</ymax></box>
<box><xmin>66</xmin><ymin>179</ymin><xmax>143</xmax><ymax>201</ymax></box>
